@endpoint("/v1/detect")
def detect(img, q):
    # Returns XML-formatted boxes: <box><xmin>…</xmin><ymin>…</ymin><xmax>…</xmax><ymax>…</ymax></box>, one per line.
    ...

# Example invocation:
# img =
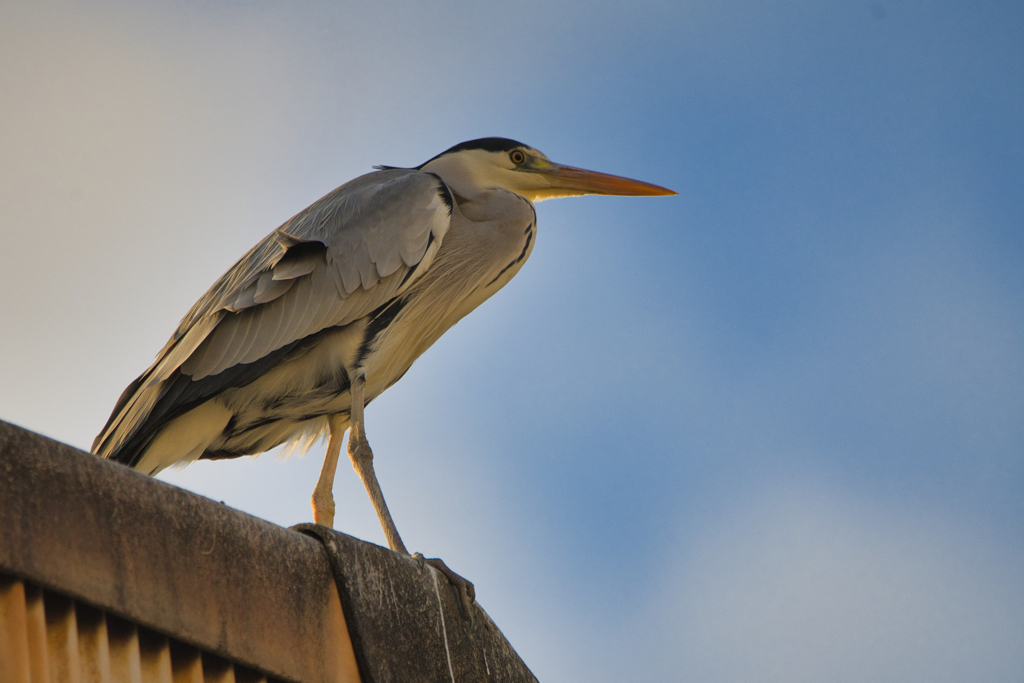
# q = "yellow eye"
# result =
<box><xmin>510</xmin><ymin>150</ymin><xmax>526</xmax><ymax>165</ymax></box>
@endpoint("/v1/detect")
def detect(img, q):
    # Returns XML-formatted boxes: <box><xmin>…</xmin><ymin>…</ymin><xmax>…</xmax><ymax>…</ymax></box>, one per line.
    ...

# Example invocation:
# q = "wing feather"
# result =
<box><xmin>254</xmin><ymin>272</ymin><xmax>294</xmax><ymax>304</ymax></box>
<box><xmin>271</xmin><ymin>247</ymin><xmax>319</xmax><ymax>280</ymax></box>
<box><xmin>95</xmin><ymin>168</ymin><xmax>452</xmax><ymax>463</ymax></box>
<box><xmin>306</xmin><ymin>263</ymin><xmax>336</xmax><ymax>336</ymax></box>
<box><xmin>186</xmin><ymin>310</ymin><xmax>241</xmax><ymax>380</ymax></box>
<box><xmin>337</xmin><ymin>250</ymin><xmax>363</xmax><ymax>295</ymax></box>
<box><xmin>247</xmin><ymin>293</ymin><xmax>286</xmax><ymax>364</ymax></box>
<box><xmin>220</xmin><ymin>303</ymin><xmax>260</xmax><ymax>375</ymax></box>
<box><xmin>146</xmin><ymin>311</ymin><xmax>225</xmax><ymax>388</ymax></box>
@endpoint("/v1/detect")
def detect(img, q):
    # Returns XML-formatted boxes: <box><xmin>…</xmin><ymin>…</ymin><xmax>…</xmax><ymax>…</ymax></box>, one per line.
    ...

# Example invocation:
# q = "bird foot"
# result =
<box><xmin>413</xmin><ymin>553</ymin><xmax>476</xmax><ymax>617</ymax></box>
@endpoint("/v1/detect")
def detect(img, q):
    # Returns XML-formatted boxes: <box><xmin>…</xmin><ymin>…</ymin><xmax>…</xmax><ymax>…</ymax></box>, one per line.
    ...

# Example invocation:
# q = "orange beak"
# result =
<box><xmin>519</xmin><ymin>156</ymin><xmax>677</xmax><ymax>201</ymax></box>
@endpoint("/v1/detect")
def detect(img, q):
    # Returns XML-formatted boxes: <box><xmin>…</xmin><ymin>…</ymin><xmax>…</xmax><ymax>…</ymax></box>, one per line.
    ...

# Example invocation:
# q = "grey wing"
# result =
<box><xmin>93</xmin><ymin>168</ymin><xmax>452</xmax><ymax>463</ymax></box>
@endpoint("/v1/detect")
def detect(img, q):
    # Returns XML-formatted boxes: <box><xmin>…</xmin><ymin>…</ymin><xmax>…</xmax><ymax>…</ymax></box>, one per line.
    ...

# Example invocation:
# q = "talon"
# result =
<box><xmin>415</xmin><ymin>554</ymin><xmax>476</xmax><ymax>618</ymax></box>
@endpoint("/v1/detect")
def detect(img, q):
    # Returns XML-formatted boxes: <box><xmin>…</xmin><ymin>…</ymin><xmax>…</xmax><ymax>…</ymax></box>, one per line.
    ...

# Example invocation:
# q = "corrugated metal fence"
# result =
<box><xmin>1</xmin><ymin>575</ymin><xmax>278</xmax><ymax>683</ymax></box>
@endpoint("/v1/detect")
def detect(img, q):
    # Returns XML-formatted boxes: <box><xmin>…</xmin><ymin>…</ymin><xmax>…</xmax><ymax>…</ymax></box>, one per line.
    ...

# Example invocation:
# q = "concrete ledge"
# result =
<box><xmin>0</xmin><ymin>419</ymin><xmax>355</xmax><ymax>683</ymax></box>
<box><xmin>0</xmin><ymin>420</ymin><xmax>537</xmax><ymax>683</ymax></box>
<box><xmin>298</xmin><ymin>525</ymin><xmax>538</xmax><ymax>683</ymax></box>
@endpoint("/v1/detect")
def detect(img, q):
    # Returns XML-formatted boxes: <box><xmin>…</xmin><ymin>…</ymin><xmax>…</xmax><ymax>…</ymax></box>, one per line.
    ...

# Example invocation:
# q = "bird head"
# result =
<box><xmin>412</xmin><ymin>137</ymin><xmax>676</xmax><ymax>203</ymax></box>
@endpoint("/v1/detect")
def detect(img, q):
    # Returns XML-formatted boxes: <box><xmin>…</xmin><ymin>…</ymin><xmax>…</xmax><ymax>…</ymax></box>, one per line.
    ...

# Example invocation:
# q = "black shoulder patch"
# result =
<box><xmin>356</xmin><ymin>296</ymin><xmax>408</xmax><ymax>366</ymax></box>
<box><xmin>424</xmin><ymin>173</ymin><xmax>454</xmax><ymax>214</ymax></box>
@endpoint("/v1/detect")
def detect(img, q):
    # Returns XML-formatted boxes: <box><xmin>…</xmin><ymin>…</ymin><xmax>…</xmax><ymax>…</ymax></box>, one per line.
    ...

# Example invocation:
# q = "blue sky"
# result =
<box><xmin>2</xmin><ymin>1</ymin><xmax>1022</xmax><ymax>680</ymax></box>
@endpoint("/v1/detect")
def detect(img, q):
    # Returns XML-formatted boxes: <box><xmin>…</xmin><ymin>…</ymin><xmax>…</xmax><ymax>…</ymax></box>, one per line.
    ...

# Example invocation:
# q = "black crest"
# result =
<box><xmin>414</xmin><ymin>137</ymin><xmax>527</xmax><ymax>169</ymax></box>
<box><xmin>374</xmin><ymin>138</ymin><xmax>528</xmax><ymax>171</ymax></box>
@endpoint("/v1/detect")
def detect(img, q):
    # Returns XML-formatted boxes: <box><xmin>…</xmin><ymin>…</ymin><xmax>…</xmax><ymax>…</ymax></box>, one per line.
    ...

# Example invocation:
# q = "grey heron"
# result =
<box><xmin>93</xmin><ymin>137</ymin><xmax>675</xmax><ymax>560</ymax></box>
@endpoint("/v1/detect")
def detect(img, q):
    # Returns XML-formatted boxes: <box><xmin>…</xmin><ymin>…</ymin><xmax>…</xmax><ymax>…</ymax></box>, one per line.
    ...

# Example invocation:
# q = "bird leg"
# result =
<box><xmin>347</xmin><ymin>374</ymin><xmax>409</xmax><ymax>555</ymax></box>
<box><xmin>311</xmin><ymin>415</ymin><xmax>346</xmax><ymax>527</ymax></box>
<box><xmin>332</xmin><ymin>376</ymin><xmax>477</xmax><ymax>605</ymax></box>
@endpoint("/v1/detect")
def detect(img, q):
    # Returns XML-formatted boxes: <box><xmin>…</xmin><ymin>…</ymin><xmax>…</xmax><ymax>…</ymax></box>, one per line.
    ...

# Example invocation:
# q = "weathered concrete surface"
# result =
<box><xmin>0</xmin><ymin>419</ymin><xmax>357</xmax><ymax>683</ymax></box>
<box><xmin>0</xmin><ymin>420</ymin><xmax>538</xmax><ymax>683</ymax></box>
<box><xmin>298</xmin><ymin>524</ymin><xmax>538</xmax><ymax>683</ymax></box>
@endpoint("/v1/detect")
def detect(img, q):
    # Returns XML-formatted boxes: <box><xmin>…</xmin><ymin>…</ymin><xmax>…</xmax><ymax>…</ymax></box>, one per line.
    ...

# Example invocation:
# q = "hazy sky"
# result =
<box><xmin>2</xmin><ymin>1</ymin><xmax>1022</xmax><ymax>680</ymax></box>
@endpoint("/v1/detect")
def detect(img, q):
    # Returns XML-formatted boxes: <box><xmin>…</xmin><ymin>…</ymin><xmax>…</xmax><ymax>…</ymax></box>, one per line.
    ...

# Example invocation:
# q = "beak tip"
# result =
<box><xmin>636</xmin><ymin>185</ymin><xmax>678</xmax><ymax>197</ymax></box>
